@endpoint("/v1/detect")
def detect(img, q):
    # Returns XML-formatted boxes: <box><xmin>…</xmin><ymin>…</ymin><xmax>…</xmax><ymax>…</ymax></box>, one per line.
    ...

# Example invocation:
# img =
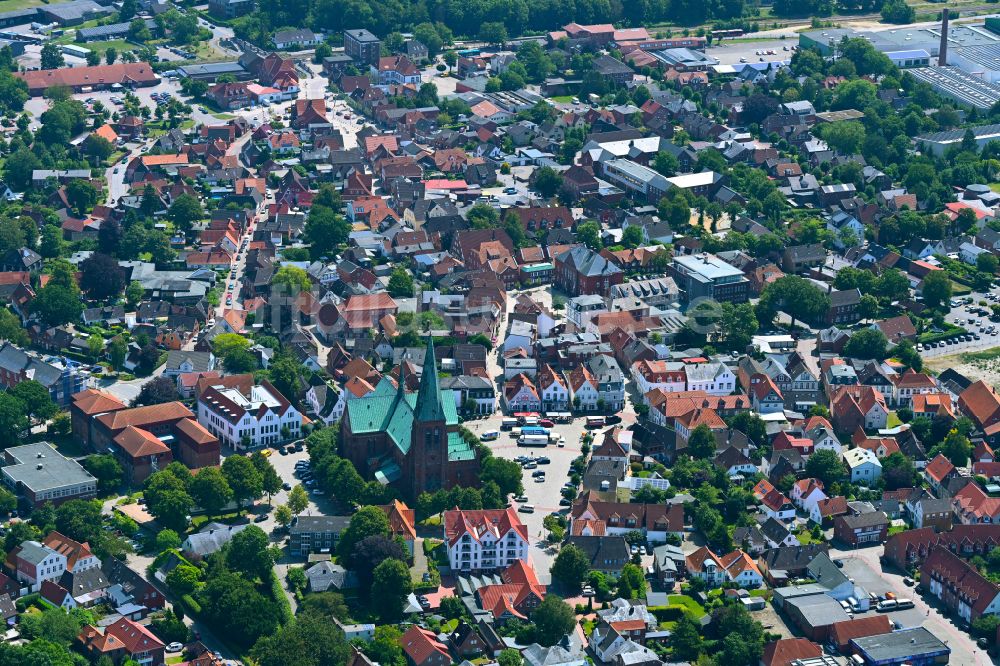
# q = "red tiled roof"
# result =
<box><xmin>443</xmin><ymin>508</ymin><xmax>529</xmax><ymax>547</ymax></box>
<box><xmin>829</xmin><ymin>615</ymin><xmax>892</xmax><ymax>649</ymax></box>
<box><xmin>761</xmin><ymin>638</ymin><xmax>822</xmax><ymax>666</ymax></box>
<box><xmin>400</xmin><ymin>625</ymin><xmax>449</xmax><ymax>665</ymax></box>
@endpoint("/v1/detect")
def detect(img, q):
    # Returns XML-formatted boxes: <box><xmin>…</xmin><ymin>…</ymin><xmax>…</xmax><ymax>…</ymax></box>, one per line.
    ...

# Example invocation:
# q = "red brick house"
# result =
<box><xmin>78</xmin><ymin>617</ymin><xmax>165</xmax><ymax>666</ymax></box>
<box><xmin>920</xmin><ymin>545</ymin><xmax>1000</xmax><ymax>622</ymax></box>
<box><xmin>554</xmin><ymin>246</ymin><xmax>624</xmax><ymax>296</ymax></box>
<box><xmin>833</xmin><ymin>510</ymin><xmax>888</xmax><ymax>547</ymax></box>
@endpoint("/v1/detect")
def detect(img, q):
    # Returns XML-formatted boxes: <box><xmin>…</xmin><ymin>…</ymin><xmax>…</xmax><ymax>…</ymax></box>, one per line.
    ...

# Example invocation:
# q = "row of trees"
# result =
<box><xmin>144</xmin><ymin>454</ymin><xmax>282</xmax><ymax>532</ymax></box>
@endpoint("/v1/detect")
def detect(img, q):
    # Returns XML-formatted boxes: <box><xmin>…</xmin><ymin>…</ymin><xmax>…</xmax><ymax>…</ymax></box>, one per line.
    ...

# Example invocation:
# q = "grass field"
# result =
<box><xmin>667</xmin><ymin>594</ymin><xmax>707</xmax><ymax>618</ymax></box>
<box><xmin>0</xmin><ymin>0</ymin><xmax>49</xmax><ymax>12</ymax></box>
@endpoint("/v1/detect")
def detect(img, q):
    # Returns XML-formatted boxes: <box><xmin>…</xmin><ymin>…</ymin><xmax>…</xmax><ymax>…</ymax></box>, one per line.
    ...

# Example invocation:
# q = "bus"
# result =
<box><xmin>501</xmin><ymin>417</ymin><xmax>518</xmax><ymax>430</ymax></box>
<box><xmin>518</xmin><ymin>434</ymin><xmax>549</xmax><ymax>447</ymax></box>
<box><xmin>585</xmin><ymin>416</ymin><xmax>606</xmax><ymax>428</ymax></box>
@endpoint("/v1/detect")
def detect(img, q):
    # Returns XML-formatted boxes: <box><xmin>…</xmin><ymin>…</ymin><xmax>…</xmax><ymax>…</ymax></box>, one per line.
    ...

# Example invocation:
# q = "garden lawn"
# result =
<box><xmin>667</xmin><ymin>594</ymin><xmax>707</xmax><ymax>618</ymax></box>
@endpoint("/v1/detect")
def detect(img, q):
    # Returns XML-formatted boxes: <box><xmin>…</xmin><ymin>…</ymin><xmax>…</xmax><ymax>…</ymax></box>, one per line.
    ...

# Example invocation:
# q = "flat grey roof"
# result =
<box><xmin>852</xmin><ymin>627</ymin><xmax>950</xmax><ymax>661</ymax></box>
<box><xmin>785</xmin><ymin>594</ymin><xmax>852</xmax><ymax>626</ymax></box>
<box><xmin>3</xmin><ymin>442</ymin><xmax>95</xmax><ymax>492</ymax></box>
<box><xmin>674</xmin><ymin>253</ymin><xmax>744</xmax><ymax>280</ymax></box>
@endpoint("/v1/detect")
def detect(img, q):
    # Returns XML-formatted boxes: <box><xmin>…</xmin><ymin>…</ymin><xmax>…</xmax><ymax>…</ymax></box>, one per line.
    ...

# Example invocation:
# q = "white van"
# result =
<box><xmin>481</xmin><ymin>430</ymin><xmax>499</xmax><ymax>441</ymax></box>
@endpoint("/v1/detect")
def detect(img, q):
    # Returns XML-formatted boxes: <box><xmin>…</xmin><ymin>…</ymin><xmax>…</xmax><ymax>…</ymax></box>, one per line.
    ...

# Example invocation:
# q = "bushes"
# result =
<box><xmin>181</xmin><ymin>594</ymin><xmax>201</xmax><ymax>615</ymax></box>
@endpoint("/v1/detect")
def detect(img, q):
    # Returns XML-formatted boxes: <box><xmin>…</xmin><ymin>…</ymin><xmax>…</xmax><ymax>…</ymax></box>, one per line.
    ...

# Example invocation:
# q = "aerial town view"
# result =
<box><xmin>5</xmin><ymin>0</ymin><xmax>1000</xmax><ymax>665</ymax></box>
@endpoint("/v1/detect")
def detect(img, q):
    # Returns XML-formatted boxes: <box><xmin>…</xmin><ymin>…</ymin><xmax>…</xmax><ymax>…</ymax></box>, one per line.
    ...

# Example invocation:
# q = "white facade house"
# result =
<box><xmin>443</xmin><ymin>508</ymin><xmax>530</xmax><ymax>572</ymax></box>
<box><xmin>844</xmin><ymin>448</ymin><xmax>882</xmax><ymax>484</ymax></box>
<box><xmin>566</xmin><ymin>365</ymin><xmax>600</xmax><ymax>411</ymax></box>
<box><xmin>631</xmin><ymin>360</ymin><xmax>686</xmax><ymax>395</ymax></box>
<box><xmin>537</xmin><ymin>365</ymin><xmax>570</xmax><ymax>411</ymax></box>
<box><xmin>684</xmin><ymin>362</ymin><xmax>736</xmax><ymax>395</ymax></box>
<box><xmin>11</xmin><ymin>541</ymin><xmax>67</xmax><ymax>585</ymax></box>
<box><xmin>790</xmin><ymin>479</ymin><xmax>827</xmax><ymax>514</ymax></box>
<box><xmin>197</xmin><ymin>377</ymin><xmax>302</xmax><ymax>450</ymax></box>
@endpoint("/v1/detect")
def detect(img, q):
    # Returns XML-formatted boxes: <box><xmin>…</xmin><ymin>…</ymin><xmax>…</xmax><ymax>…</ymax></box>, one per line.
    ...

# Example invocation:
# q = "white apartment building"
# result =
<box><xmin>197</xmin><ymin>376</ymin><xmax>301</xmax><ymax>450</ymax></box>
<box><xmin>443</xmin><ymin>508</ymin><xmax>530</xmax><ymax>572</ymax></box>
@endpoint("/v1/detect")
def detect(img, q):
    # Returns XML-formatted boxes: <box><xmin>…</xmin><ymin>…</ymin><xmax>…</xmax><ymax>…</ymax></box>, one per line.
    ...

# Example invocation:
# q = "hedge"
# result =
<box><xmin>181</xmin><ymin>594</ymin><xmax>201</xmax><ymax>615</ymax></box>
<box><xmin>918</xmin><ymin>325</ymin><xmax>968</xmax><ymax>345</ymax></box>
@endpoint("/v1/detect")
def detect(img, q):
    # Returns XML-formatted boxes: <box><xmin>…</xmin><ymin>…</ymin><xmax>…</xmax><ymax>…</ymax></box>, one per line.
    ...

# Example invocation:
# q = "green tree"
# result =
<box><xmin>621</xmin><ymin>225</ymin><xmax>644</xmax><ymax>249</ymax></box>
<box><xmin>371</xmin><ymin>558</ymin><xmax>412</xmax><ymax>622</ymax></box>
<box><xmin>252</xmin><ymin>451</ymin><xmax>283</xmax><ymax>503</ymax></box>
<box><xmin>805</xmin><ymin>449</ymin><xmax>846</xmax><ymax>487</ymax></box>
<box><xmin>881</xmin><ymin>451</ymin><xmax>917</xmax><ymax>490</ymax></box>
<box><xmin>39</xmin><ymin>225</ymin><xmax>65</xmax><ymax>259</ymax></box>
<box><xmin>0</xmin><ymin>393</ymin><xmax>28</xmax><ymax>447</ymax></box>
<box><xmin>190</xmin><ymin>467</ymin><xmax>233</xmax><ymax>517</ymax></box>
<box><xmin>364</xmin><ymin>625</ymin><xmax>406</xmax><ymax>666</ymax></box>
<box><xmin>167</xmin><ymin>194</ymin><xmax>203</xmax><ymax>236</ymax></box>
<box><xmin>844</xmin><ymin>328</ymin><xmax>888</xmax><ymax>360</ymax></box>
<box><xmin>498</xmin><ymin>648</ymin><xmax>523</xmax><ymax>666</ymax></box>
<box><xmin>31</xmin><ymin>284</ymin><xmax>83</xmax><ymax>327</ymax></box>
<box><xmin>480</xmin><ymin>457</ymin><xmax>524</xmax><ymax>497</ymax></box>
<box><xmin>941</xmin><ymin>429</ymin><xmax>972</xmax><ymax>467</ymax></box>
<box><xmin>272</xmin><ymin>265</ymin><xmax>311</xmax><ymax>295</ymax></box>
<box><xmin>617</xmin><ymin>563</ymin><xmax>645</xmax><ymax>599</ymax></box>
<box><xmin>0</xmin><ymin>308</ymin><xmax>27</xmax><ymax>346</ymax></box>
<box><xmin>11</xmin><ymin>379</ymin><xmax>58</xmax><ymax>425</ymax></box>
<box><xmin>670</xmin><ymin>614</ymin><xmax>703</xmax><ymax>661</ymax></box>
<box><xmin>551</xmin><ymin>543</ymin><xmax>590</xmax><ymax>590</ymax></box>
<box><xmin>479</xmin><ymin>22</ymin><xmax>508</xmax><ymax>46</ymax></box>
<box><xmin>226</xmin><ymin>525</ymin><xmax>275</xmax><ymax>581</ymax></box>
<box><xmin>144</xmin><ymin>467</ymin><xmax>193</xmax><ymax>532</ymax></box>
<box><xmin>387</xmin><ymin>268</ymin><xmax>414</xmax><ymax>297</ymax></box>
<box><xmin>337</xmin><ymin>505</ymin><xmax>389</xmax><ymax>566</ymax></box>
<box><xmin>531</xmin><ymin>595</ymin><xmax>576</xmax><ymax>646</ymax></box>
<box><xmin>687</xmin><ymin>423</ymin><xmax>716</xmax><ymax>459</ymax></box>
<box><xmin>303</xmin><ymin>201</ymin><xmax>351</xmax><ymax>260</ymax></box>
<box><xmin>221</xmin><ymin>454</ymin><xmax>263</xmax><ymax>508</ymax></box>
<box><xmin>155</xmin><ymin>529</ymin><xmax>182</xmax><ymax>552</ymax></box>
<box><xmin>166</xmin><ymin>564</ymin><xmax>200</xmax><ymax>596</ymax></box>
<box><xmin>288</xmin><ymin>484</ymin><xmax>309</xmax><ymax>514</ymax></box>
<box><xmin>105</xmin><ymin>46</ymin><xmax>118</xmax><ymax>64</ymax></box>
<box><xmin>533</xmin><ymin>166</ymin><xmax>563</xmax><ymax>198</ymax></box>
<box><xmin>727</xmin><ymin>411</ymin><xmax>767</xmax><ymax>446</ymax></box>
<box><xmin>576</xmin><ymin>221</ymin><xmax>602</xmax><ymax>251</ymax></box>
<box><xmin>82</xmin><ymin>454</ymin><xmax>123</xmax><ymax>494</ymax></box>
<box><xmin>275</xmin><ymin>504</ymin><xmax>293</xmax><ymax>527</ymax></box>
<box><xmin>40</xmin><ymin>43</ymin><xmax>64</xmax><ymax>69</ymax></box>
<box><xmin>979</xmin><ymin>252</ymin><xmax>999</xmax><ymax>275</ymax></box>
<box><xmin>922</xmin><ymin>270</ymin><xmax>952</xmax><ymax>309</ymax></box>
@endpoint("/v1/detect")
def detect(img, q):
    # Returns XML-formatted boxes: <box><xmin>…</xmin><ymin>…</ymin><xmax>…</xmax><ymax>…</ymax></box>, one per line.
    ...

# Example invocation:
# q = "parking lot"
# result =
<box><xmin>831</xmin><ymin>547</ymin><xmax>987</xmax><ymax>665</ymax></box>
<box><xmin>465</xmin><ymin>415</ymin><xmax>594</xmax><ymax>579</ymax></box>
<box><xmin>705</xmin><ymin>38</ymin><xmax>797</xmax><ymax>66</ymax></box>
<box><xmin>921</xmin><ymin>290</ymin><xmax>1000</xmax><ymax>357</ymax></box>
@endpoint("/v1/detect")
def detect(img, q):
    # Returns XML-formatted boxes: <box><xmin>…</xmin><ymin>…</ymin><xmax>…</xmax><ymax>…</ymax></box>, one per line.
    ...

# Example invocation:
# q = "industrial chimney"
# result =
<box><xmin>939</xmin><ymin>8</ymin><xmax>950</xmax><ymax>66</ymax></box>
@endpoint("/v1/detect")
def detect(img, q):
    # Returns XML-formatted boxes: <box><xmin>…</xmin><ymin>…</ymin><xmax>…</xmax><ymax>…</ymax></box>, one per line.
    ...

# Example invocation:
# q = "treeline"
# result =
<box><xmin>241</xmin><ymin>0</ymin><xmax>746</xmax><ymax>44</ymax></box>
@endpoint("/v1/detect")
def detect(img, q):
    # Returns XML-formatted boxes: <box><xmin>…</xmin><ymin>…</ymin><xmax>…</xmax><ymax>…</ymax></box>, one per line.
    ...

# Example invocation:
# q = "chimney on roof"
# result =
<box><xmin>939</xmin><ymin>9</ymin><xmax>950</xmax><ymax>66</ymax></box>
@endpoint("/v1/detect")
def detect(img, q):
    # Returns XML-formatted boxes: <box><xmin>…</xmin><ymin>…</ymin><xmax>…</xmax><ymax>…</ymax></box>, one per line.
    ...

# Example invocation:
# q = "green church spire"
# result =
<box><xmin>415</xmin><ymin>335</ymin><xmax>445</xmax><ymax>422</ymax></box>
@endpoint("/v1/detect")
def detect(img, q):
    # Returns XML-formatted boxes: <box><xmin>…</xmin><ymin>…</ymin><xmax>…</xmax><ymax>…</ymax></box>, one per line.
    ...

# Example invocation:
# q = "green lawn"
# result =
<box><xmin>886</xmin><ymin>411</ymin><xmax>903</xmax><ymax>429</ymax></box>
<box><xmin>667</xmin><ymin>595</ymin><xmax>707</xmax><ymax>618</ymax></box>
<box><xmin>0</xmin><ymin>0</ymin><xmax>50</xmax><ymax>12</ymax></box>
<box><xmin>441</xmin><ymin>619</ymin><xmax>459</xmax><ymax>633</ymax></box>
<box><xmin>550</xmin><ymin>95</ymin><xmax>574</xmax><ymax>103</ymax></box>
